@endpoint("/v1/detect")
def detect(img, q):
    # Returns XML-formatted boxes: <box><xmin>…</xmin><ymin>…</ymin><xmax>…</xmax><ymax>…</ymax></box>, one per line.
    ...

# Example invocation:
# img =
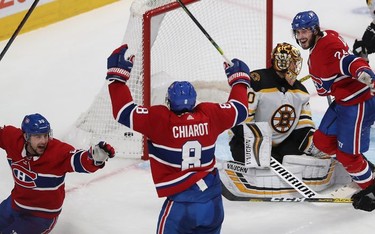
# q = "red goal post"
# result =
<box><xmin>66</xmin><ymin>0</ymin><xmax>273</xmax><ymax>160</ymax></box>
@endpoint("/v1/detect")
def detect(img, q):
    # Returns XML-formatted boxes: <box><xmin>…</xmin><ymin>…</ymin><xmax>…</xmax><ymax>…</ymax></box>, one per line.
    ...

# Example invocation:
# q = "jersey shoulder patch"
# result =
<box><xmin>250</xmin><ymin>71</ymin><xmax>261</xmax><ymax>82</ymax></box>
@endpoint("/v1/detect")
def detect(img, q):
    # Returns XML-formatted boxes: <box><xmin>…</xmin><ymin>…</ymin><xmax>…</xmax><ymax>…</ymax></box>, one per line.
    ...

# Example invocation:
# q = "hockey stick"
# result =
<box><xmin>0</xmin><ymin>0</ymin><xmax>40</xmax><ymax>62</ymax></box>
<box><xmin>269</xmin><ymin>156</ymin><xmax>319</xmax><ymax>198</ymax></box>
<box><xmin>176</xmin><ymin>0</ymin><xmax>232</xmax><ymax>65</ymax></box>
<box><xmin>298</xmin><ymin>74</ymin><xmax>310</xmax><ymax>82</ymax></box>
<box><xmin>221</xmin><ymin>181</ymin><xmax>352</xmax><ymax>203</ymax></box>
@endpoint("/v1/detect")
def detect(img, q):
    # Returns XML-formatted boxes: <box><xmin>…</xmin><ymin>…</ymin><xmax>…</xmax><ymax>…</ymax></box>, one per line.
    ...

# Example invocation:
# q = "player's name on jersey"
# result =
<box><xmin>172</xmin><ymin>123</ymin><xmax>209</xmax><ymax>138</ymax></box>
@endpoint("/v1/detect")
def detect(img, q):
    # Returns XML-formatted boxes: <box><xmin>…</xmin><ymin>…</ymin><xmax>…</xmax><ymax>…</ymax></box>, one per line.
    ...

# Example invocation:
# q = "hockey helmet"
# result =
<box><xmin>166</xmin><ymin>81</ymin><xmax>197</xmax><ymax>114</ymax></box>
<box><xmin>291</xmin><ymin>10</ymin><xmax>320</xmax><ymax>32</ymax></box>
<box><xmin>271</xmin><ymin>42</ymin><xmax>302</xmax><ymax>79</ymax></box>
<box><xmin>22</xmin><ymin>113</ymin><xmax>52</xmax><ymax>140</ymax></box>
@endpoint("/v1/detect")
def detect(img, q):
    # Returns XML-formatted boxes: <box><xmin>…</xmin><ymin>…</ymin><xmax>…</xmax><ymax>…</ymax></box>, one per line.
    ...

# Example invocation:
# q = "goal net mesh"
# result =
<box><xmin>65</xmin><ymin>0</ymin><xmax>272</xmax><ymax>158</ymax></box>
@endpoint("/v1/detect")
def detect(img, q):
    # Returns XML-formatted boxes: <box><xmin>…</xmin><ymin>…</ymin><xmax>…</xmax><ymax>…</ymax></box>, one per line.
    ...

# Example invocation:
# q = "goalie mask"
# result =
<box><xmin>271</xmin><ymin>42</ymin><xmax>302</xmax><ymax>85</ymax></box>
<box><xmin>166</xmin><ymin>81</ymin><xmax>197</xmax><ymax>114</ymax></box>
<box><xmin>367</xmin><ymin>0</ymin><xmax>375</xmax><ymax>20</ymax></box>
<box><xmin>22</xmin><ymin>113</ymin><xmax>52</xmax><ymax>141</ymax></box>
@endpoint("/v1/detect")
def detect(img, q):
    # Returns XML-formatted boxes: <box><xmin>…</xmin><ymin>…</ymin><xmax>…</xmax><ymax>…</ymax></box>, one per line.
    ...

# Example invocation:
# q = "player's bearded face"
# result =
<box><xmin>27</xmin><ymin>134</ymin><xmax>49</xmax><ymax>156</ymax></box>
<box><xmin>294</xmin><ymin>28</ymin><xmax>315</xmax><ymax>50</ymax></box>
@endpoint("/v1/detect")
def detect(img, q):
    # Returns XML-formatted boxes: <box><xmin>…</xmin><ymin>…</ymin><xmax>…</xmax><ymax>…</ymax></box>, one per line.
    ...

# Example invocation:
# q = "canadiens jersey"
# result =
<box><xmin>246</xmin><ymin>68</ymin><xmax>315</xmax><ymax>146</ymax></box>
<box><xmin>309</xmin><ymin>30</ymin><xmax>373</xmax><ymax>105</ymax></box>
<box><xmin>0</xmin><ymin>126</ymin><xmax>101</xmax><ymax>219</ymax></box>
<box><xmin>108</xmin><ymin>81</ymin><xmax>248</xmax><ymax>198</ymax></box>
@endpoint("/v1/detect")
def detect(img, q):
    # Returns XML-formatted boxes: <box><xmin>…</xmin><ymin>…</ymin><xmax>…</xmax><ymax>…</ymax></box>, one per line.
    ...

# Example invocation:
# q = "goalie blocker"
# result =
<box><xmin>219</xmin><ymin>122</ymin><xmax>352</xmax><ymax>199</ymax></box>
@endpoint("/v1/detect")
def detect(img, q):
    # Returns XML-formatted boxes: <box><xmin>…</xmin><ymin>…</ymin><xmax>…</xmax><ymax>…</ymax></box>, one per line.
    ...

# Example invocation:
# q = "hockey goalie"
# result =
<box><xmin>219</xmin><ymin>43</ymin><xmax>354</xmax><ymax>200</ymax></box>
<box><xmin>218</xmin><ymin>122</ymin><xmax>354</xmax><ymax>200</ymax></box>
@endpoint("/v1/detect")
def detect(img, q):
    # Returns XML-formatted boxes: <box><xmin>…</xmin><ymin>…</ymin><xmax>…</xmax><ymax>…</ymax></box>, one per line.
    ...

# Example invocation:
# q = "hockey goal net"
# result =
<box><xmin>65</xmin><ymin>0</ymin><xmax>273</xmax><ymax>159</ymax></box>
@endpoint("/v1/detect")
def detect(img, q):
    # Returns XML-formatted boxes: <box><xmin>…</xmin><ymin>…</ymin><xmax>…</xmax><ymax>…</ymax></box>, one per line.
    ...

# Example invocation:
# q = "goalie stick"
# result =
<box><xmin>221</xmin><ymin>157</ymin><xmax>354</xmax><ymax>203</ymax></box>
<box><xmin>176</xmin><ymin>0</ymin><xmax>232</xmax><ymax>65</ymax></box>
<box><xmin>221</xmin><ymin>181</ymin><xmax>352</xmax><ymax>203</ymax></box>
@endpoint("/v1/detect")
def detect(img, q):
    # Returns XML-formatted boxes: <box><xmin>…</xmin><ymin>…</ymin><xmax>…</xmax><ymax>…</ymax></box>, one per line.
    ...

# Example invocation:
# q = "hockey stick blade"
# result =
<box><xmin>221</xmin><ymin>182</ymin><xmax>352</xmax><ymax>203</ymax></box>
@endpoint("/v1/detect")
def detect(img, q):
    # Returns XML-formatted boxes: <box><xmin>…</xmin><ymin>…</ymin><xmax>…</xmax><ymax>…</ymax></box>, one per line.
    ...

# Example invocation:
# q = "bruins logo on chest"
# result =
<box><xmin>271</xmin><ymin>104</ymin><xmax>296</xmax><ymax>133</ymax></box>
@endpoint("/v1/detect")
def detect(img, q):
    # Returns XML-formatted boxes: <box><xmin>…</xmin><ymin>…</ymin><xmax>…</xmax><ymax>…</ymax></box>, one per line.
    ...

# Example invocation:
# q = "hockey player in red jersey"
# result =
<box><xmin>106</xmin><ymin>44</ymin><xmax>249</xmax><ymax>233</ymax></box>
<box><xmin>0</xmin><ymin>113</ymin><xmax>115</xmax><ymax>233</ymax></box>
<box><xmin>292</xmin><ymin>10</ymin><xmax>375</xmax><ymax>211</ymax></box>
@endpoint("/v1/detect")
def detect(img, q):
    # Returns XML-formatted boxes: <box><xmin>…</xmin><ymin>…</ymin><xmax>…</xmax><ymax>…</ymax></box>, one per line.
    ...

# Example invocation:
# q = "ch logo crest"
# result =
<box><xmin>12</xmin><ymin>163</ymin><xmax>37</xmax><ymax>188</ymax></box>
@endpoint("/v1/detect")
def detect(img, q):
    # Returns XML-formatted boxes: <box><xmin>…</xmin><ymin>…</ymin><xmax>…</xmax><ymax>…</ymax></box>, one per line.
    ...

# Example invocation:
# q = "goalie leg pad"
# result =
<box><xmin>282</xmin><ymin>155</ymin><xmax>337</xmax><ymax>191</ymax></box>
<box><xmin>218</xmin><ymin>160</ymin><xmax>301</xmax><ymax>198</ymax></box>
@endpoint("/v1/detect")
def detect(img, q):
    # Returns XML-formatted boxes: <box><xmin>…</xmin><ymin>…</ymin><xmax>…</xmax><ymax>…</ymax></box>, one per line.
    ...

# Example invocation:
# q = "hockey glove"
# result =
<box><xmin>352</xmin><ymin>183</ymin><xmax>375</xmax><ymax>212</ymax></box>
<box><xmin>353</xmin><ymin>39</ymin><xmax>368</xmax><ymax>61</ymax></box>
<box><xmin>357</xmin><ymin>68</ymin><xmax>375</xmax><ymax>95</ymax></box>
<box><xmin>106</xmin><ymin>44</ymin><xmax>135</xmax><ymax>83</ymax></box>
<box><xmin>88</xmin><ymin>141</ymin><xmax>115</xmax><ymax>166</ymax></box>
<box><xmin>224</xmin><ymin>58</ymin><xmax>251</xmax><ymax>87</ymax></box>
<box><xmin>362</xmin><ymin>22</ymin><xmax>375</xmax><ymax>54</ymax></box>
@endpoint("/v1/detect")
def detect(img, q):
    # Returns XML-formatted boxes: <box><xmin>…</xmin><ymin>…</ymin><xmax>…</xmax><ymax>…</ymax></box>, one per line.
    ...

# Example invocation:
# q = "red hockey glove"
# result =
<box><xmin>106</xmin><ymin>44</ymin><xmax>135</xmax><ymax>83</ymax></box>
<box><xmin>88</xmin><ymin>141</ymin><xmax>115</xmax><ymax>166</ymax></box>
<box><xmin>224</xmin><ymin>58</ymin><xmax>251</xmax><ymax>87</ymax></box>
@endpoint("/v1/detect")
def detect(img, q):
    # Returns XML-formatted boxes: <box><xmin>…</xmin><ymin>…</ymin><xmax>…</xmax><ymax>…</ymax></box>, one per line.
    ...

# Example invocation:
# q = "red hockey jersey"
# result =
<box><xmin>108</xmin><ymin>81</ymin><xmax>248</xmax><ymax>197</ymax></box>
<box><xmin>309</xmin><ymin>30</ymin><xmax>373</xmax><ymax>105</ymax></box>
<box><xmin>0</xmin><ymin>126</ymin><xmax>101</xmax><ymax>219</ymax></box>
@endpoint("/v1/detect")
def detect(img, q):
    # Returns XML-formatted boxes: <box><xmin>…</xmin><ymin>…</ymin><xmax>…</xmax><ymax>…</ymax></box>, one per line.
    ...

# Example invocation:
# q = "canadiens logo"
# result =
<box><xmin>12</xmin><ymin>163</ymin><xmax>37</xmax><ymax>188</ymax></box>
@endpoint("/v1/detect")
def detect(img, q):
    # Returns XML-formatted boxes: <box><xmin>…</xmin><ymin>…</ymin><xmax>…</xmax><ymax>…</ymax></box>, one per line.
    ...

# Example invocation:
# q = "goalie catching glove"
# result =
<box><xmin>106</xmin><ymin>44</ymin><xmax>135</xmax><ymax>83</ymax></box>
<box><xmin>356</xmin><ymin>68</ymin><xmax>375</xmax><ymax>96</ymax></box>
<box><xmin>224</xmin><ymin>58</ymin><xmax>251</xmax><ymax>87</ymax></box>
<box><xmin>88</xmin><ymin>141</ymin><xmax>115</xmax><ymax>166</ymax></box>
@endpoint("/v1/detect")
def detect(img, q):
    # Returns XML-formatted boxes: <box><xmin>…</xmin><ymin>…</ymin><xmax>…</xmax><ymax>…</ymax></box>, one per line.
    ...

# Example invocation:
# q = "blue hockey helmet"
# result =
<box><xmin>291</xmin><ymin>10</ymin><xmax>320</xmax><ymax>31</ymax></box>
<box><xmin>22</xmin><ymin>113</ymin><xmax>51</xmax><ymax>139</ymax></box>
<box><xmin>166</xmin><ymin>81</ymin><xmax>197</xmax><ymax>114</ymax></box>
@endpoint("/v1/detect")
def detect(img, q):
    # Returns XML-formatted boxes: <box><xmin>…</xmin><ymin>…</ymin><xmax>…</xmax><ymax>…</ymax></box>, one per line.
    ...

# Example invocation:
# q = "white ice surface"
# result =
<box><xmin>1</xmin><ymin>0</ymin><xmax>375</xmax><ymax>233</ymax></box>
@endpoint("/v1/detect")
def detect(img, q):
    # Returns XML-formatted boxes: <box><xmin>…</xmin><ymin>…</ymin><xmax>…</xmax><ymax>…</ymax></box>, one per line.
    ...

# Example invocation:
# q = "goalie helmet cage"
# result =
<box><xmin>66</xmin><ymin>0</ymin><xmax>273</xmax><ymax>160</ymax></box>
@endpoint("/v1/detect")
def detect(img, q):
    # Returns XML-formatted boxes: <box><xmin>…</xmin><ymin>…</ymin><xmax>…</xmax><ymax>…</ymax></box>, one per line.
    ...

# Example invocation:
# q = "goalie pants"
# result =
<box><xmin>0</xmin><ymin>196</ymin><xmax>57</xmax><ymax>234</ymax></box>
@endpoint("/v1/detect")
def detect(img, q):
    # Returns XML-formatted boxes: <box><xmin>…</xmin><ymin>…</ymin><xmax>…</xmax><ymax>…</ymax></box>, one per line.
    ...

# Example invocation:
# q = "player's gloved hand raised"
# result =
<box><xmin>224</xmin><ymin>58</ymin><xmax>251</xmax><ymax>87</ymax></box>
<box><xmin>106</xmin><ymin>44</ymin><xmax>135</xmax><ymax>83</ymax></box>
<box><xmin>362</xmin><ymin>22</ymin><xmax>375</xmax><ymax>54</ymax></box>
<box><xmin>353</xmin><ymin>39</ymin><xmax>368</xmax><ymax>59</ymax></box>
<box><xmin>357</xmin><ymin>68</ymin><xmax>375</xmax><ymax>95</ymax></box>
<box><xmin>351</xmin><ymin>183</ymin><xmax>375</xmax><ymax>212</ymax></box>
<box><xmin>88</xmin><ymin>141</ymin><xmax>115</xmax><ymax>166</ymax></box>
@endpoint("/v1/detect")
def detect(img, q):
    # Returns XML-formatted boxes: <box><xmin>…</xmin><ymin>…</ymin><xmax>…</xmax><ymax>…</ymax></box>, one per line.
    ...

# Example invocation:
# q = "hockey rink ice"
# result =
<box><xmin>1</xmin><ymin>0</ymin><xmax>375</xmax><ymax>233</ymax></box>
